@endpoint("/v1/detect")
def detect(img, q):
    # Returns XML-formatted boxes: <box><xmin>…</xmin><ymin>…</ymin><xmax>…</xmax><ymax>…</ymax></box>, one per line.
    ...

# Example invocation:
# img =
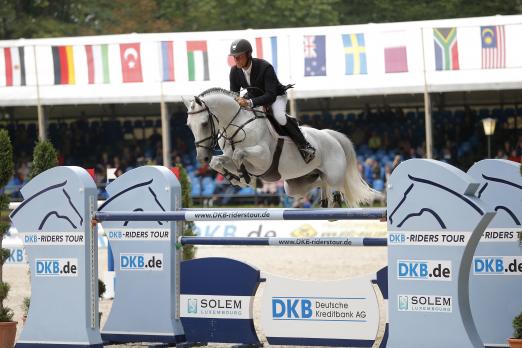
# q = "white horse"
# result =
<box><xmin>184</xmin><ymin>88</ymin><xmax>375</xmax><ymax>207</ymax></box>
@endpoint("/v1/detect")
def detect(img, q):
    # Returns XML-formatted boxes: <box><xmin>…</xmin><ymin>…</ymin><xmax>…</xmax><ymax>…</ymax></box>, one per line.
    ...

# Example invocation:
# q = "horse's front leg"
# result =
<box><xmin>232</xmin><ymin>145</ymin><xmax>271</xmax><ymax>170</ymax></box>
<box><xmin>210</xmin><ymin>155</ymin><xmax>249</xmax><ymax>187</ymax></box>
<box><xmin>209</xmin><ymin>154</ymin><xmax>233</xmax><ymax>174</ymax></box>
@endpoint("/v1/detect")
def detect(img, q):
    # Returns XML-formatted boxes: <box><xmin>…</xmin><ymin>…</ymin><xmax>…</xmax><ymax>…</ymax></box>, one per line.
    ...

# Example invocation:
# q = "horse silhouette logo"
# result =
<box><xmin>476</xmin><ymin>174</ymin><xmax>521</xmax><ymax>226</ymax></box>
<box><xmin>11</xmin><ymin>180</ymin><xmax>84</xmax><ymax>231</ymax></box>
<box><xmin>99</xmin><ymin>178</ymin><xmax>167</xmax><ymax>226</ymax></box>
<box><xmin>388</xmin><ymin>173</ymin><xmax>485</xmax><ymax>230</ymax></box>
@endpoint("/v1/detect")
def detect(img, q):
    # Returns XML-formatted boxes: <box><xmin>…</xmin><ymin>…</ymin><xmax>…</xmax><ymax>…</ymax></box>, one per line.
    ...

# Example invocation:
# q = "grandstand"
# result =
<box><xmin>3</xmin><ymin>89</ymin><xmax>521</xmax><ymax>206</ymax></box>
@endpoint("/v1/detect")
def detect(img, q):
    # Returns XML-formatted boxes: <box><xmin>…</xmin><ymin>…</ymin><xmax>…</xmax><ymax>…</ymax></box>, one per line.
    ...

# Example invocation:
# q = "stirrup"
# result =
<box><xmin>299</xmin><ymin>144</ymin><xmax>316</xmax><ymax>164</ymax></box>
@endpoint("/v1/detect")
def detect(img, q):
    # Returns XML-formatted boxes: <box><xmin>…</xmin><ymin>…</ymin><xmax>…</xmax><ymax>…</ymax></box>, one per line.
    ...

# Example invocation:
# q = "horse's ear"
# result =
<box><xmin>181</xmin><ymin>96</ymin><xmax>191</xmax><ymax>110</ymax></box>
<box><xmin>194</xmin><ymin>96</ymin><xmax>202</xmax><ymax>106</ymax></box>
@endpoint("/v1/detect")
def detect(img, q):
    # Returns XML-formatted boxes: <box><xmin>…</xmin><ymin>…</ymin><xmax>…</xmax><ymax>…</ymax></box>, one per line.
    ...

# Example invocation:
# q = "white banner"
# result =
<box><xmin>261</xmin><ymin>273</ymin><xmax>382</xmax><ymax>342</ymax></box>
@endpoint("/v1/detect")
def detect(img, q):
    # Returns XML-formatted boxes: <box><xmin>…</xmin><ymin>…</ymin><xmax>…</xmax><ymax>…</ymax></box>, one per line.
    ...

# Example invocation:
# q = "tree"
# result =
<box><xmin>2</xmin><ymin>0</ymin><xmax>521</xmax><ymax>39</ymax></box>
<box><xmin>29</xmin><ymin>139</ymin><xmax>58</xmax><ymax>179</ymax></box>
<box><xmin>0</xmin><ymin>129</ymin><xmax>14</xmax><ymax>322</ymax></box>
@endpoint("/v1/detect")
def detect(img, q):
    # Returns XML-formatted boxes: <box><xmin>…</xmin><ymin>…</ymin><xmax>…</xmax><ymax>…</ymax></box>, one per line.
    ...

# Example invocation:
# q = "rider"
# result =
<box><xmin>229</xmin><ymin>38</ymin><xmax>316</xmax><ymax>163</ymax></box>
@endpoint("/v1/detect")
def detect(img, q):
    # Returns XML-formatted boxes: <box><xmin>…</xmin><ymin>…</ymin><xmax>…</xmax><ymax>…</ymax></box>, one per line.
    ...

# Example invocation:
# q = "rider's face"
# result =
<box><xmin>233</xmin><ymin>53</ymin><xmax>249</xmax><ymax>69</ymax></box>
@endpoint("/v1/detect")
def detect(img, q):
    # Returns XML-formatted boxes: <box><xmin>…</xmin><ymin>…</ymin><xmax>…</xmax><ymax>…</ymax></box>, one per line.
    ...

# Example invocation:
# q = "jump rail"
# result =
<box><xmin>179</xmin><ymin>236</ymin><xmax>388</xmax><ymax>246</ymax></box>
<box><xmin>95</xmin><ymin>207</ymin><xmax>387</xmax><ymax>222</ymax></box>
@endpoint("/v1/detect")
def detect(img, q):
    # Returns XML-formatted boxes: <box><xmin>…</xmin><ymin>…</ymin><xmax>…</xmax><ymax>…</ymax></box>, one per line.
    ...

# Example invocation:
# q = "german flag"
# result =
<box><xmin>52</xmin><ymin>46</ymin><xmax>75</xmax><ymax>84</ymax></box>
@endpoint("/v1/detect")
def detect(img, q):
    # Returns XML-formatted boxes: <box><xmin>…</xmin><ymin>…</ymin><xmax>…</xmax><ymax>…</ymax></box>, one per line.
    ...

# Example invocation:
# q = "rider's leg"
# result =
<box><xmin>272</xmin><ymin>95</ymin><xmax>316</xmax><ymax>163</ymax></box>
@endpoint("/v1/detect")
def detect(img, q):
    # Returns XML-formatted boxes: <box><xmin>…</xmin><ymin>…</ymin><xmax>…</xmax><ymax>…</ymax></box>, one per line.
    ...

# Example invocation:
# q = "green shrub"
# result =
<box><xmin>176</xmin><ymin>164</ymin><xmax>196</xmax><ymax>260</ymax></box>
<box><xmin>514</xmin><ymin>311</ymin><xmax>522</xmax><ymax>339</ymax></box>
<box><xmin>0</xmin><ymin>130</ymin><xmax>14</xmax><ymax>322</ymax></box>
<box><xmin>29</xmin><ymin>139</ymin><xmax>58</xmax><ymax>179</ymax></box>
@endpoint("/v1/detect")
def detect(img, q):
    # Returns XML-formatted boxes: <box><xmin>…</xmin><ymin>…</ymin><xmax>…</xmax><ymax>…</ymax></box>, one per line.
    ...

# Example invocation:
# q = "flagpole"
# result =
<box><xmin>32</xmin><ymin>45</ymin><xmax>47</xmax><ymax>141</ymax></box>
<box><xmin>287</xmin><ymin>35</ymin><xmax>298</xmax><ymax>119</ymax></box>
<box><xmin>160</xmin><ymin>81</ymin><xmax>172</xmax><ymax>168</ymax></box>
<box><xmin>420</xmin><ymin>27</ymin><xmax>433</xmax><ymax>159</ymax></box>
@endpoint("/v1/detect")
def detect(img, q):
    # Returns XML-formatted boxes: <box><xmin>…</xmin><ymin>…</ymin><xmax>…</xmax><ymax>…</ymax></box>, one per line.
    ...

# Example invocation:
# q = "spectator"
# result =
<box><xmin>508</xmin><ymin>149</ymin><xmax>521</xmax><ymax>163</ymax></box>
<box><xmin>495</xmin><ymin>149</ymin><xmax>507</xmax><ymax>159</ymax></box>
<box><xmin>368</xmin><ymin>131</ymin><xmax>382</xmax><ymax>150</ymax></box>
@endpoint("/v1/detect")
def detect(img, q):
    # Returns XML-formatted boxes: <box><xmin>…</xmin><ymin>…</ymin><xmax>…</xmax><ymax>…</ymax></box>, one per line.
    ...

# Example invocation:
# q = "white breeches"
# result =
<box><xmin>272</xmin><ymin>95</ymin><xmax>289</xmax><ymax>125</ymax></box>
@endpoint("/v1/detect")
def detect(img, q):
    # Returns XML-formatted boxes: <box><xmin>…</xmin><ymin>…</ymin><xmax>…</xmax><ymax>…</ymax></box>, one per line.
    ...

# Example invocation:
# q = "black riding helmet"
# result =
<box><xmin>229</xmin><ymin>39</ymin><xmax>252</xmax><ymax>56</ymax></box>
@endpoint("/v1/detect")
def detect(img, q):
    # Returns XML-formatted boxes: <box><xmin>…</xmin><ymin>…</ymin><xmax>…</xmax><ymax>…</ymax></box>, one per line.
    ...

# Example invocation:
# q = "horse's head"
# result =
<box><xmin>184</xmin><ymin>88</ymin><xmax>242</xmax><ymax>164</ymax></box>
<box><xmin>184</xmin><ymin>95</ymin><xmax>216</xmax><ymax>164</ymax></box>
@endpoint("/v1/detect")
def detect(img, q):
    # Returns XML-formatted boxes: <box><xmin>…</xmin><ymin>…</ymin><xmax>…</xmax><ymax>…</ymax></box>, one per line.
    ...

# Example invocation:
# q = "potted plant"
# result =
<box><xmin>0</xmin><ymin>129</ymin><xmax>17</xmax><ymax>347</ymax></box>
<box><xmin>98</xmin><ymin>279</ymin><xmax>106</xmax><ymax>326</ymax></box>
<box><xmin>21</xmin><ymin>297</ymin><xmax>30</xmax><ymax>325</ymax></box>
<box><xmin>510</xmin><ymin>311</ymin><xmax>522</xmax><ymax>347</ymax></box>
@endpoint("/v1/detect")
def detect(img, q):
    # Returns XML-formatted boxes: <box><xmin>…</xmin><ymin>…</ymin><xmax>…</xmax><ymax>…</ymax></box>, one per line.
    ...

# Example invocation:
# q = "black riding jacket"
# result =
<box><xmin>229</xmin><ymin>58</ymin><xmax>286</xmax><ymax>107</ymax></box>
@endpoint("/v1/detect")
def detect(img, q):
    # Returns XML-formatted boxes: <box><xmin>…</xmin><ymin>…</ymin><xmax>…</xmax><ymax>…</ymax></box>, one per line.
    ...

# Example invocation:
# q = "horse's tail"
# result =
<box><xmin>323</xmin><ymin>130</ymin><xmax>377</xmax><ymax>207</ymax></box>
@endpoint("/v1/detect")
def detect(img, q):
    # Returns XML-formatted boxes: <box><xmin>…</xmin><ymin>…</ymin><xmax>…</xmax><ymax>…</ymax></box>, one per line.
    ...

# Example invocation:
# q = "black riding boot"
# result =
<box><xmin>284</xmin><ymin>117</ymin><xmax>316</xmax><ymax>163</ymax></box>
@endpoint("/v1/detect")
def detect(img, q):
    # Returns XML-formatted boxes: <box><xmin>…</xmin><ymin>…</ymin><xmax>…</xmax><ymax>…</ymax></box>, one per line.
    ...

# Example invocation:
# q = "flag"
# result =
<box><xmin>52</xmin><ymin>45</ymin><xmax>76</xmax><ymax>84</ymax></box>
<box><xmin>342</xmin><ymin>33</ymin><xmax>367</xmax><ymax>75</ymax></box>
<box><xmin>481</xmin><ymin>25</ymin><xmax>505</xmax><ymax>69</ymax></box>
<box><xmin>120</xmin><ymin>43</ymin><xmax>143</xmax><ymax>83</ymax></box>
<box><xmin>433</xmin><ymin>28</ymin><xmax>459</xmax><ymax>71</ymax></box>
<box><xmin>304</xmin><ymin>35</ymin><xmax>326</xmax><ymax>76</ymax></box>
<box><xmin>159</xmin><ymin>41</ymin><xmax>175</xmax><ymax>82</ymax></box>
<box><xmin>85</xmin><ymin>44</ymin><xmax>110</xmax><ymax>84</ymax></box>
<box><xmin>3</xmin><ymin>47</ymin><xmax>26</xmax><ymax>86</ymax></box>
<box><xmin>255</xmin><ymin>36</ymin><xmax>278</xmax><ymax>73</ymax></box>
<box><xmin>384</xmin><ymin>46</ymin><xmax>408</xmax><ymax>73</ymax></box>
<box><xmin>187</xmin><ymin>41</ymin><xmax>209</xmax><ymax>81</ymax></box>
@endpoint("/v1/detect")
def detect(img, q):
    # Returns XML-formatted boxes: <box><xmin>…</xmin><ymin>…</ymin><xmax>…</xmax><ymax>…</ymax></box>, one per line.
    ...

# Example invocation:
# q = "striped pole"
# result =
<box><xmin>180</xmin><ymin>237</ymin><xmax>387</xmax><ymax>247</ymax></box>
<box><xmin>95</xmin><ymin>208</ymin><xmax>386</xmax><ymax>222</ymax></box>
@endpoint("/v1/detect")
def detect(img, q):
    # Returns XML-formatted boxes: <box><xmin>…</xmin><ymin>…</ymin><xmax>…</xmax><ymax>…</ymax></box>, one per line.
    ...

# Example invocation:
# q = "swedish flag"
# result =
<box><xmin>343</xmin><ymin>33</ymin><xmax>367</xmax><ymax>75</ymax></box>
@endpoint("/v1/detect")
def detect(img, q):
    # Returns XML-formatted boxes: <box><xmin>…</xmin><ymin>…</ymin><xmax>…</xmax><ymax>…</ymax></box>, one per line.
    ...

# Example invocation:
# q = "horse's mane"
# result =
<box><xmin>198</xmin><ymin>87</ymin><xmax>238</xmax><ymax>99</ymax></box>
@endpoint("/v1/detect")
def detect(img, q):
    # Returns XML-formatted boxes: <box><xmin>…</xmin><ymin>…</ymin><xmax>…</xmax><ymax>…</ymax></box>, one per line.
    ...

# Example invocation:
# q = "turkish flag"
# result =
<box><xmin>120</xmin><ymin>43</ymin><xmax>143</xmax><ymax>83</ymax></box>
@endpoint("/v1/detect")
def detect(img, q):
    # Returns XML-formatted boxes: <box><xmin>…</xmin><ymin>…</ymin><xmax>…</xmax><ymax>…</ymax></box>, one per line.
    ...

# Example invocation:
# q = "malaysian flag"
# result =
<box><xmin>481</xmin><ymin>25</ymin><xmax>505</xmax><ymax>69</ymax></box>
<box><xmin>304</xmin><ymin>35</ymin><xmax>326</xmax><ymax>76</ymax></box>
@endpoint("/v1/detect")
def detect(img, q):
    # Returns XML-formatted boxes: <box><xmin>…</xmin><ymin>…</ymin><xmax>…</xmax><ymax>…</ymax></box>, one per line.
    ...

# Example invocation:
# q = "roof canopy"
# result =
<box><xmin>1</xmin><ymin>15</ymin><xmax>521</xmax><ymax>106</ymax></box>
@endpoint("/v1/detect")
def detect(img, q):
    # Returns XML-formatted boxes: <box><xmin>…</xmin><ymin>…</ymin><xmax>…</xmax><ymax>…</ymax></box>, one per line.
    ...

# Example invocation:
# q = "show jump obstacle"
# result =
<box><xmin>9</xmin><ymin>159</ymin><xmax>522</xmax><ymax>348</ymax></box>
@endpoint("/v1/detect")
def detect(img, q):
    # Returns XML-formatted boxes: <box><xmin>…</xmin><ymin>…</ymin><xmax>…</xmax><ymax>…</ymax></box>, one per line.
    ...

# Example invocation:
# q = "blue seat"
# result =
<box><xmin>201</xmin><ymin>177</ymin><xmax>215</xmax><ymax>196</ymax></box>
<box><xmin>238</xmin><ymin>187</ymin><xmax>255</xmax><ymax>195</ymax></box>
<box><xmin>373</xmin><ymin>179</ymin><xmax>385</xmax><ymax>192</ymax></box>
<box><xmin>191</xmin><ymin>180</ymin><xmax>201</xmax><ymax>196</ymax></box>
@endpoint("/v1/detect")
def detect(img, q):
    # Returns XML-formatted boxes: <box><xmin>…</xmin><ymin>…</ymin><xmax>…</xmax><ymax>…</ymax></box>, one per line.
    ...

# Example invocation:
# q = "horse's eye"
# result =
<box><xmin>202</xmin><ymin>121</ymin><xmax>208</xmax><ymax>128</ymax></box>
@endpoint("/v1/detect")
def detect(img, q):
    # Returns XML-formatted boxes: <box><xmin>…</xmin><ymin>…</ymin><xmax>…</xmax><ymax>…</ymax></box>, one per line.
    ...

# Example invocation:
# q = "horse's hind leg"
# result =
<box><xmin>284</xmin><ymin>172</ymin><xmax>321</xmax><ymax>204</ymax></box>
<box><xmin>320</xmin><ymin>180</ymin><xmax>329</xmax><ymax>208</ymax></box>
<box><xmin>332</xmin><ymin>191</ymin><xmax>343</xmax><ymax>208</ymax></box>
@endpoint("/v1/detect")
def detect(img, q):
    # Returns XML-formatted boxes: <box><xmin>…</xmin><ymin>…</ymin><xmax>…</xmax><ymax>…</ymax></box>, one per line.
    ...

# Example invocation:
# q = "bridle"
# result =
<box><xmin>187</xmin><ymin>98</ymin><xmax>223</xmax><ymax>152</ymax></box>
<box><xmin>187</xmin><ymin>96</ymin><xmax>266</xmax><ymax>152</ymax></box>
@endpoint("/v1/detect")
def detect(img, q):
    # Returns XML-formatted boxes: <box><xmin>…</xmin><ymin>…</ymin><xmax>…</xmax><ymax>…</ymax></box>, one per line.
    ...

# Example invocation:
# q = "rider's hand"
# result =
<box><xmin>235</xmin><ymin>97</ymin><xmax>251</xmax><ymax>108</ymax></box>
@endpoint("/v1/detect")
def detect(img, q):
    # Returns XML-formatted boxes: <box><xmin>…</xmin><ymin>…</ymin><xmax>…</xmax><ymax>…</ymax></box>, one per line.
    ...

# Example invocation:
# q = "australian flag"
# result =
<box><xmin>304</xmin><ymin>35</ymin><xmax>326</xmax><ymax>76</ymax></box>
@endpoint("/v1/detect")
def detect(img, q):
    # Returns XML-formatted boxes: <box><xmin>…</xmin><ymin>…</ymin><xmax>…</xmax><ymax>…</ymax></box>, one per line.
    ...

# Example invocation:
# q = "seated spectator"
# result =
<box><xmin>371</xmin><ymin>160</ymin><xmax>381</xmax><ymax>181</ymax></box>
<box><xmin>259</xmin><ymin>180</ymin><xmax>280</xmax><ymax>206</ymax></box>
<box><xmin>508</xmin><ymin>149</ymin><xmax>521</xmax><ymax>163</ymax></box>
<box><xmin>495</xmin><ymin>149</ymin><xmax>507</xmax><ymax>159</ymax></box>
<box><xmin>368</xmin><ymin>131</ymin><xmax>382</xmax><ymax>150</ymax></box>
